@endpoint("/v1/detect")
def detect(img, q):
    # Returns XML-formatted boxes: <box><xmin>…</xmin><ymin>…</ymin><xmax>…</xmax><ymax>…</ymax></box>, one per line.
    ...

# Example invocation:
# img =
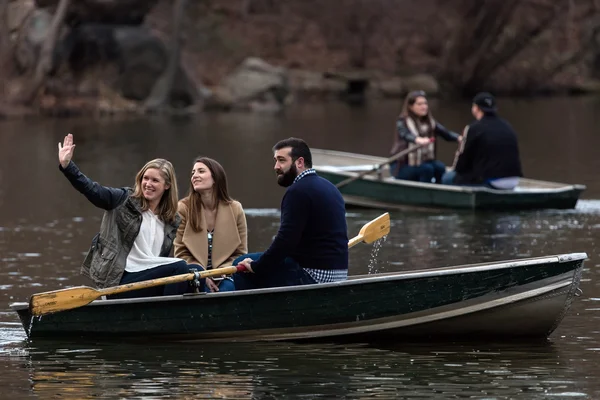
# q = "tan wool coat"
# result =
<box><xmin>174</xmin><ymin>200</ymin><xmax>248</xmax><ymax>269</ymax></box>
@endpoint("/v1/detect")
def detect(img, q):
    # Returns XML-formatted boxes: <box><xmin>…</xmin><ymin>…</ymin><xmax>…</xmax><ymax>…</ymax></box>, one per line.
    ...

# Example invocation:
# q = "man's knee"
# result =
<box><xmin>441</xmin><ymin>171</ymin><xmax>456</xmax><ymax>185</ymax></box>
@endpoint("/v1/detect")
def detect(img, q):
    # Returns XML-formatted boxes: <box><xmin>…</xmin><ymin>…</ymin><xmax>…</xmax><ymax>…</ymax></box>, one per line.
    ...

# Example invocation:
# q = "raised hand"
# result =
<box><xmin>58</xmin><ymin>133</ymin><xmax>76</xmax><ymax>169</ymax></box>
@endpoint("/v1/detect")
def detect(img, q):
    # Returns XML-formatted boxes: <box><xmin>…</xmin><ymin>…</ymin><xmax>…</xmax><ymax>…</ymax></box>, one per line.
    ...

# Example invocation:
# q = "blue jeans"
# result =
<box><xmin>232</xmin><ymin>252</ymin><xmax>316</xmax><ymax>290</ymax></box>
<box><xmin>441</xmin><ymin>170</ymin><xmax>457</xmax><ymax>185</ymax></box>
<box><xmin>442</xmin><ymin>170</ymin><xmax>494</xmax><ymax>188</ymax></box>
<box><xmin>112</xmin><ymin>260</ymin><xmax>204</xmax><ymax>299</ymax></box>
<box><xmin>391</xmin><ymin>160</ymin><xmax>446</xmax><ymax>183</ymax></box>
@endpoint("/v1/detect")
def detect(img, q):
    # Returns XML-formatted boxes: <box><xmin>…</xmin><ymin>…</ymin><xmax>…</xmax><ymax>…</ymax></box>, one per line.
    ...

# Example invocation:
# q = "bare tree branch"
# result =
<box><xmin>20</xmin><ymin>0</ymin><xmax>71</xmax><ymax>105</ymax></box>
<box><xmin>469</xmin><ymin>2</ymin><xmax>568</xmax><ymax>88</ymax></box>
<box><xmin>144</xmin><ymin>0</ymin><xmax>188</xmax><ymax>111</ymax></box>
<box><xmin>0</xmin><ymin>0</ymin><xmax>11</xmax><ymax>74</ymax></box>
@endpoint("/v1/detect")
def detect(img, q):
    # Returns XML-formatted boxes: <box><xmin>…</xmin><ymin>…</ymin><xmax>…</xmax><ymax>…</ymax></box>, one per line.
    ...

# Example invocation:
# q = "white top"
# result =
<box><xmin>488</xmin><ymin>177</ymin><xmax>520</xmax><ymax>190</ymax></box>
<box><xmin>125</xmin><ymin>210</ymin><xmax>182</xmax><ymax>273</ymax></box>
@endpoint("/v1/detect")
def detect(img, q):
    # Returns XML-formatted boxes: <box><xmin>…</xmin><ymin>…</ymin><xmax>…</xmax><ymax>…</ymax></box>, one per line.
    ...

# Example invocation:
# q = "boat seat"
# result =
<box><xmin>512</xmin><ymin>187</ymin><xmax>568</xmax><ymax>193</ymax></box>
<box><xmin>320</xmin><ymin>164</ymin><xmax>379</xmax><ymax>172</ymax></box>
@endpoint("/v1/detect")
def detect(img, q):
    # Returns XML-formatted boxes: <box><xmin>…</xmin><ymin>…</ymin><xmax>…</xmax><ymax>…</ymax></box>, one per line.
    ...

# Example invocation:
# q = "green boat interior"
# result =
<box><xmin>311</xmin><ymin>148</ymin><xmax>584</xmax><ymax>192</ymax></box>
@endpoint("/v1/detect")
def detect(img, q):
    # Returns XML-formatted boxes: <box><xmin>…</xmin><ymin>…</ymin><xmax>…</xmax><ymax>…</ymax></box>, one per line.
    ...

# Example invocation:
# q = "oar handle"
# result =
<box><xmin>348</xmin><ymin>234</ymin><xmax>364</xmax><ymax>249</ymax></box>
<box><xmin>98</xmin><ymin>264</ymin><xmax>248</xmax><ymax>297</ymax></box>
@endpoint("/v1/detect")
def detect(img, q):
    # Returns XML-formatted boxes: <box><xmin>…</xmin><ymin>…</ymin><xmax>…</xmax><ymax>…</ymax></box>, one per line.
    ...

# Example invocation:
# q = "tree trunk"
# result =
<box><xmin>0</xmin><ymin>0</ymin><xmax>12</xmax><ymax>86</ymax></box>
<box><xmin>20</xmin><ymin>0</ymin><xmax>71</xmax><ymax>105</ymax></box>
<box><xmin>438</xmin><ymin>0</ymin><xmax>519</xmax><ymax>92</ymax></box>
<box><xmin>144</xmin><ymin>0</ymin><xmax>188</xmax><ymax>111</ymax></box>
<box><xmin>438</xmin><ymin>1</ymin><xmax>571</xmax><ymax>95</ymax></box>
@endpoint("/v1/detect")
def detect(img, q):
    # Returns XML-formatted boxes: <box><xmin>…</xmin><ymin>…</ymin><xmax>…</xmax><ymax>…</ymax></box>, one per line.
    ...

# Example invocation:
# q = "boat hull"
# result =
<box><xmin>11</xmin><ymin>253</ymin><xmax>586</xmax><ymax>342</ymax></box>
<box><xmin>312</xmin><ymin>149</ymin><xmax>586</xmax><ymax>211</ymax></box>
<box><xmin>319</xmin><ymin>171</ymin><xmax>585</xmax><ymax>211</ymax></box>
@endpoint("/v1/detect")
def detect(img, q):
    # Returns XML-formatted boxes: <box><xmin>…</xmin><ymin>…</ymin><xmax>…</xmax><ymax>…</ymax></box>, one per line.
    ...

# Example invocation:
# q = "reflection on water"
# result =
<box><xmin>0</xmin><ymin>340</ymin><xmax>594</xmax><ymax>399</ymax></box>
<box><xmin>1</xmin><ymin>98</ymin><xmax>600</xmax><ymax>398</ymax></box>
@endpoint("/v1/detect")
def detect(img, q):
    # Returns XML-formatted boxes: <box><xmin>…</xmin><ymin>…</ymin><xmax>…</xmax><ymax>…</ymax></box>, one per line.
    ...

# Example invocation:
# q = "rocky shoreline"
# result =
<box><xmin>2</xmin><ymin>0</ymin><xmax>599</xmax><ymax>119</ymax></box>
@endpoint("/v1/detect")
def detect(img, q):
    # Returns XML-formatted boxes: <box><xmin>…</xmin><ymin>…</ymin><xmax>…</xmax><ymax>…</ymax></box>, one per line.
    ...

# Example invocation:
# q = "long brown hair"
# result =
<box><xmin>182</xmin><ymin>157</ymin><xmax>233</xmax><ymax>232</ymax></box>
<box><xmin>399</xmin><ymin>90</ymin><xmax>435</xmax><ymax>132</ymax></box>
<box><xmin>132</xmin><ymin>158</ymin><xmax>179</xmax><ymax>223</ymax></box>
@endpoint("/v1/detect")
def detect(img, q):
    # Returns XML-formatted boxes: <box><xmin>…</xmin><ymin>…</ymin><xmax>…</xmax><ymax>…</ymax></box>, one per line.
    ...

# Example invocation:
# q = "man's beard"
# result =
<box><xmin>277</xmin><ymin>164</ymin><xmax>298</xmax><ymax>187</ymax></box>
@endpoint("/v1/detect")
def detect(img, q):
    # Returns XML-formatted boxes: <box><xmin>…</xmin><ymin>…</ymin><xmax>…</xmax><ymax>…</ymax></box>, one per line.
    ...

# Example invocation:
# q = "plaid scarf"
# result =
<box><xmin>406</xmin><ymin>116</ymin><xmax>436</xmax><ymax>166</ymax></box>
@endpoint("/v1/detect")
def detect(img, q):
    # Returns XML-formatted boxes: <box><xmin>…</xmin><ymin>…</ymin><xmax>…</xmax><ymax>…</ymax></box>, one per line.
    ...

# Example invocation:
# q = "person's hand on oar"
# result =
<box><xmin>58</xmin><ymin>133</ymin><xmax>76</xmax><ymax>169</ymax></box>
<box><xmin>236</xmin><ymin>259</ymin><xmax>253</xmax><ymax>273</ymax></box>
<box><xmin>415</xmin><ymin>137</ymin><xmax>432</xmax><ymax>145</ymax></box>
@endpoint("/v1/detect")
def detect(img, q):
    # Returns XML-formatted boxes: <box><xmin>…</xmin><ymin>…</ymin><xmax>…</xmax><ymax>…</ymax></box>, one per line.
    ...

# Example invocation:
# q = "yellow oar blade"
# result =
<box><xmin>30</xmin><ymin>286</ymin><xmax>101</xmax><ymax>316</ymax></box>
<box><xmin>348</xmin><ymin>213</ymin><xmax>390</xmax><ymax>248</ymax></box>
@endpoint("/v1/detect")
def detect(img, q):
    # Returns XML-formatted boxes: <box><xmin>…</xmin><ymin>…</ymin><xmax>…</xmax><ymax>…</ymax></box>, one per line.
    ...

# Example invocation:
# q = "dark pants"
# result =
<box><xmin>111</xmin><ymin>260</ymin><xmax>204</xmax><ymax>299</ymax></box>
<box><xmin>232</xmin><ymin>252</ymin><xmax>316</xmax><ymax>290</ymax></box>
<box><xmin>391</xmin><ymin>160</ymin><xmax>446</xmax><ymax>183</ymax></box>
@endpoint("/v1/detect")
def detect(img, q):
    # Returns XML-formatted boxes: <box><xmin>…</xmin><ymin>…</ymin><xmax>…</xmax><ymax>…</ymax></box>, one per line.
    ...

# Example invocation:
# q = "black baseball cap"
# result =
<box><xmin>472</xmin><ymin>92</ymin><xmax>497</xmax><ymax>113</ymax></box>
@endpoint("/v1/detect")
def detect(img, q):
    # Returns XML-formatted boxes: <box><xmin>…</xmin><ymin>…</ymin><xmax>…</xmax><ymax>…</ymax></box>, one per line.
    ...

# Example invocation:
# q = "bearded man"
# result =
<box><xmin>233</xmin><ymin>137</ymin><xmax>349</xmax><ymax>290</ymax></box>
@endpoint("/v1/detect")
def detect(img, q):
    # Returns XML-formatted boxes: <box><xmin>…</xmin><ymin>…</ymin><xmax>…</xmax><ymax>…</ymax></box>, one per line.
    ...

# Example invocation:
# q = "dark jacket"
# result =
<box><xmin>60</xmin><ymin>161</ymin><xmax>180</xmax><ymax>288</ymax></box>
<box><xmin>454</xmin><ymin>114</ymin><xmax>523</xmax><ymax>185</ymax></box>
<box><xmin>390</xmin><ymin>117</ymin><xmax>460</xmax><ymax>171</ymax></box>
<box><xmin>251</xmin><ymin>173</ymin><xmax>349</xmax><ymax>273</ymax></box>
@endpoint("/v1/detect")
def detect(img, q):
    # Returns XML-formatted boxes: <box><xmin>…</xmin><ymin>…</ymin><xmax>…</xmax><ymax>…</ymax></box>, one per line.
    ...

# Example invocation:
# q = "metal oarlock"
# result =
<box><xmin>189</xmin><ymin>268</ymin><xmax>202</xmax><ymax>291</ymax></box>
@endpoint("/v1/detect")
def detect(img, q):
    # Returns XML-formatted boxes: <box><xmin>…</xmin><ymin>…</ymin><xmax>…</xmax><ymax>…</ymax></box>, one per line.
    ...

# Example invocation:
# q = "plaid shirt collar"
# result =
<box><xmin>293</xmin><ymin>168</ymin><xmax>316</xmax><ymax>184</ymax></box>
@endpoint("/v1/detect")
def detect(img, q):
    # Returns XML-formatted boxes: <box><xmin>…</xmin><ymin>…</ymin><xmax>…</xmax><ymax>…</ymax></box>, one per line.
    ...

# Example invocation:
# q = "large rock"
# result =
<box><xmin>402</xmin><ymin>73</ymin><xmax>440</xmax><ymax>96</ymax></box>
<box><xmin>287</xmin><ymin>69</ymin><xmax>347</xmax><ymax>96</ymax></box>
<box><xmin>66</xmin><ymin>24</ymin><xmax>200</xmax><ymax>107</ymax></box>
<box><xmin>214</xmin><ymin>57</ymin><xmax>290</xmax><ymax>111</ymax></box>
<box><xmin>371</xmin><ymin>77</ymin><xmax>405</xmax><ymax>98</ymax></box>
<box><xmin>34</xmin><ymin>0</ymin><xmax>159</xmax><ymax>25</ymax></box>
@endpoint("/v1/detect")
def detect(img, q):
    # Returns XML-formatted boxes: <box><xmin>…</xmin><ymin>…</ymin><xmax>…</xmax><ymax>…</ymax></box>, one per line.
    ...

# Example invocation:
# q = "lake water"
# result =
<box><xmin>1</xmin><ymin>96</ymin><xmax>600</xmax><ymax>398</ymax></box>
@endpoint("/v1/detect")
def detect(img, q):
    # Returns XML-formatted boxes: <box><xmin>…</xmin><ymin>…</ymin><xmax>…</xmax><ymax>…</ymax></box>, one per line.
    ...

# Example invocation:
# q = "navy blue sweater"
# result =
<box><xmin>251</xmin><ymin>173</ymin><xmax>349</xmax><ymax>273</ymax></box>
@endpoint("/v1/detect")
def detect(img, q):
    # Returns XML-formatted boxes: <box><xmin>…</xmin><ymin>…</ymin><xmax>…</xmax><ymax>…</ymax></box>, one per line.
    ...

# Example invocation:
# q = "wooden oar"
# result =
<box><xmin>451</xmin><ymin>125</ymin><xmax>469</xmax><ymax>169</ymax></box>
<box><xmin>348</xmin><ymin>212</ymin><xmax>390</xmax><ymax>248</ymax></box>
<box><xmin>29</xmin><ymin>265</ymin><xmax>244</xmax><ymax>317</ymax></box>
<box><xmin>29</xmin><ymin>213</ymin><xmax>391</xmax><ymax>316</ymax></box>
<box><xmin>335</xmin><ymin>139</ymin><xmax>434</xmax><ymax>189</ymax></box>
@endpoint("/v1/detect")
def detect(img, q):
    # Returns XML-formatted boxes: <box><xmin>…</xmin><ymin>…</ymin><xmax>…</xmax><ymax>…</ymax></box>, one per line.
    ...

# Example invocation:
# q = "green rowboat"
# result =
<box><xmin>11</xmin><ymin>253</ymin><xmax>586</xmax><ymax>342</ymax></box>
<box><xmin>312</xmin><ymin>148</ymin><xmax>586</xmax><ymax>211</ymax></box>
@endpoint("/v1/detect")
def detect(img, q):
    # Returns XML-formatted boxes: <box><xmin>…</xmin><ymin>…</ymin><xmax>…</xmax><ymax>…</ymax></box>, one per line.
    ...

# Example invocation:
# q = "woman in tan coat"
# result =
<box><xmin>174</xmin><ymin>157</ymin><xmax>248</xmax><ymax>292</ymax></box>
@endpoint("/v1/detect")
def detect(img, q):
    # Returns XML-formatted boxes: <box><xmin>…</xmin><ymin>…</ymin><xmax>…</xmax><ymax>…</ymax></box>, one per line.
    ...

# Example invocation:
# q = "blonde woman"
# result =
<box><xmin>175</xmin><ymin>156</ymin><xmax>247</xmax><ymax>292</ymax></box>
<box><xmin>58</xmin><ymin>133</ymin><xmax>202</xmax><ymax>298</ymax></box>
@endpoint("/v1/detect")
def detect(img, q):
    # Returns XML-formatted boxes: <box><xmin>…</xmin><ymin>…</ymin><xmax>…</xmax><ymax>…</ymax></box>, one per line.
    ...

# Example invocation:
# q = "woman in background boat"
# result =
<box><xmin>174</xmin><ymin>157</ymin><xmax>248</xmax><ymax>293</ymax></box>
<box><xmin>389</xmin><ymin>90</ymin><xmax>461</xmax><ymax>183</ymax></box>
<box><xmin>58</xmin><ymin>133</ymin><xmax>203</xmax><ymax>298</ymax></box>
